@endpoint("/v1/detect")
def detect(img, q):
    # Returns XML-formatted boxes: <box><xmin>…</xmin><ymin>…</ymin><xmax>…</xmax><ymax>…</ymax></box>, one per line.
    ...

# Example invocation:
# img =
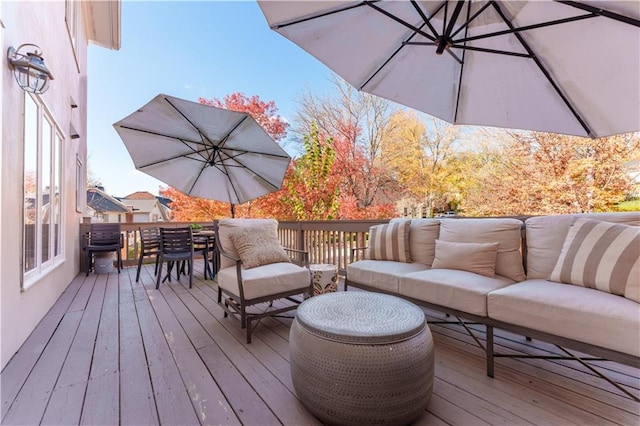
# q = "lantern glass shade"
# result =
<box><xmin>7</xmin><ymin>44</ymin><xmax>54</xmax><ymax>94</ymax></box>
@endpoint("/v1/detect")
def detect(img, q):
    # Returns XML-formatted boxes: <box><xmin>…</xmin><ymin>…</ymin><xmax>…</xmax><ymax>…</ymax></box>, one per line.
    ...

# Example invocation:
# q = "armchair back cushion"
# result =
<box><xmin>525</xmin><ymin>213</ymin><xmax>640</xmax><ymax>280</ymax></box>
<box><xmin>218</xmin><ymin>219</ymin><xmax>280</xmax><ymax>269</ymax></box>
<box><xmin>228</xmin><ymin>226</ymin><xmax>290</xmax><ymax>269</ymax></box>
<box><xmin>438</xmin><ymin>218</ymin><xmax>525</xmax><ymax>282</ymax></box>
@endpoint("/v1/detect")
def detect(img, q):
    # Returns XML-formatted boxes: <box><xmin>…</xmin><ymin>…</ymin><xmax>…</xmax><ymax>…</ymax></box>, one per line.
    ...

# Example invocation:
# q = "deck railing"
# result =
<box><xmin>80</xmin><ymin>220</ymin><xmax>388</xmax><ymax>275</ymax></box>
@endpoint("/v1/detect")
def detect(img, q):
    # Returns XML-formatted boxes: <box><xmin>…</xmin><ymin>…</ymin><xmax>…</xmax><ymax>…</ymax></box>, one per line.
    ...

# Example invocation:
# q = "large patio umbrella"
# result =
<box><xmin>258</xmin><ymin>1</ymin><xmax>640</xmax><ymax>138</ymax></box>
<box><xmin>113</xmin><ymin>94</ymin><xmax>291</xmax><ymax>212</ymax></box>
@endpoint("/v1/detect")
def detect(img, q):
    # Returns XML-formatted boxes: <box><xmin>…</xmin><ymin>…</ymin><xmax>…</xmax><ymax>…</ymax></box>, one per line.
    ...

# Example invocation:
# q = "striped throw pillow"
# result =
<box><xmin>549</xmin><ymin>218</ymin><xmax>639</xmax><ymax>302</ymax></box>
<box><xmin>367</xmin><ymin>220</ymin><xmax>412</xmax><ymax>263</ymax></box>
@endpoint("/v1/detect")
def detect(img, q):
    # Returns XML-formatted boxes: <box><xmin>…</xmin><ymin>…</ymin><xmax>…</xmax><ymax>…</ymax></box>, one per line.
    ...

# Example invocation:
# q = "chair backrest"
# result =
<box><xmin>159</xmin><ymin>227</ymin><xmax>193</xmax><ymax>254</ymax></box>
<box><xmin>88</xmin><ymin>223</ymin><xmax>121</xmax><ymax>246</ymax></box>
<box><xmin>216</xmin><ymin>219</ymin><xmax>280</xmax><ymax>269</ymax></box>
<box><xmin>139</xmin><ymin>227</ymin><xmax>160</xmax><ymax>251</ymax></box>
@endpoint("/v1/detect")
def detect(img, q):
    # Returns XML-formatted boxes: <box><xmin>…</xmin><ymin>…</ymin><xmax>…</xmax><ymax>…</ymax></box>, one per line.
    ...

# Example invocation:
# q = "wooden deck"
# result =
<box><xmin>2</xmin><ymin>262</ymin><xmax>639</xmax><ymax>425</ymax></box>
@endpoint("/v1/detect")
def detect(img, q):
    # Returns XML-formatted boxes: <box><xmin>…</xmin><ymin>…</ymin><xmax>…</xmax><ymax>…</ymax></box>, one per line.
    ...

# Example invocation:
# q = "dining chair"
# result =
<box><xmin>156</xmin><ymin>227</ymin><xmax>194</xmax><ymax>289</ymax></box>
<box><xmin>136</xmin><ymin>227</ymin><xmax>160</xmax><ymax>282</ymax></box>
<box><xmin>215</xmin><ymin>218</ymin><xmax>312</xmax><ymax>343</ymax></box>
<box><xmin>193</xmin><ymin>225</ymin><xmax>215</xmax><ymax>280</ymax></box>
<box><xmin>83</xmin><ymin>223</ymin><xmax>123</xmax><ymax>276</ymax></box>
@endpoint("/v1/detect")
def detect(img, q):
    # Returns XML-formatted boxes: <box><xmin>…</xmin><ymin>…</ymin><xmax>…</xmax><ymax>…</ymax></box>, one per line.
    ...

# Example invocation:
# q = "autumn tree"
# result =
<box><xmin>280</xmin><ymin>123</ymin><xmax>340</xmax><ymax>220</ymax></box>
<box><xmin>461</xmin><ymin>131</ymin><xmax>640</xmax><ymax>215</ymax></box>
<box><xmin>381</xmin><ymin>111</ymin><xmax>463</xmax><ymax>216</ymax></box>
<box><xmin>294</xmin><ymin>75</ymin><xmax>399</xmax><ymax>212</ymax></box>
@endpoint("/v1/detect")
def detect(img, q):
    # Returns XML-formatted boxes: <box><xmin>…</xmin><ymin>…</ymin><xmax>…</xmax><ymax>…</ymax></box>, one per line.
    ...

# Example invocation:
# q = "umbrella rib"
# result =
<box><xmin>450</xmin><ymin>0</ymin><xmax>494</xmax><ymax>39</ymax></box>
<box><xmin>215</xmin><ymin>151</ymin><xmax>283</xmax><ymax>190</ymax></box>
<box><xmin>453</xmin><ymin>0</ymin><xmax>472</xmax><ymax>123</ymax></box>
<box><xmin>217</xmin><ymin>116</ymin><xmax>248</xmax><ymax>149</ymax></box>
<box><xmin>117</xmin><ymin>125</ymin><xmax>208</xmax><ymax>147</ymax></box>
<box><xmin>410</xmin><ymin>0</ymin><xmax>440</xmax><ymax>38</ymax></box>
<box><xmin>490</xmin><ymin>2</ymin><xmax>593</xmax><ymax>137</ymax></box>
<box><xmin>555</xmin><ymin>0</ymin><xmax>640</xmax><ymax>27</ymax></box>
<box><xmin>455</xmin><ymin>13</ymin><xmax>597</xmax><ymax>44</ymax></box>
<box><xmin>163</xmin><ymin>96</ymin><xmax>218</xmax><ymax>147</ymax></box>
<box><xmin>271</xmin><ymin>1</ymin><xmax>370</xmax><ymax>29</ymax></box>
<box><xmin>364</xmin><ymin>1</ymin><xmax>436</xmax><ymax>41</ymax></box>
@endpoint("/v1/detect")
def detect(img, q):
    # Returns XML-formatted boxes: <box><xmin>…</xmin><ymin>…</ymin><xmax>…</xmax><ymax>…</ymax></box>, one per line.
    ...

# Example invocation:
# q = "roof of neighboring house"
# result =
<box><xmin>87</xmin><ymin>187</ymin><xmax>128</xmax><ymax>213</ymax></box>
<box><xmin>122</xmin><ymin>191</ymin><xmax>157</xmax><ymax>200</ymax></box>
<box><xmin>120</xmin><ymin>198</ymin><xmax>170</xmax><ymax>221</ymax></box>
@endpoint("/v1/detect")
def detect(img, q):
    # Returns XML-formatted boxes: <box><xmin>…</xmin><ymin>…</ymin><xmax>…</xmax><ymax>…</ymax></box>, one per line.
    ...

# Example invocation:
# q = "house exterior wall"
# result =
<box><xmin>1</xmin><ymin>1</ymin><xmax>89</xmax><ymax>369</ymax></box>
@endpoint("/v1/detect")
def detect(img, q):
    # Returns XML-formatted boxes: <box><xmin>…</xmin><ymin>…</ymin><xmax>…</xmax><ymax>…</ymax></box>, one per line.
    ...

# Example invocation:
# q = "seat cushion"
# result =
<box><xmin>487</xmin><ymin>279</ymin><xmax>640</xmax><ymax>357</ymax></box>
<box><xmin>217</xmin><ymin>262</ymin><xmax>310</xmax><ymax>300</ymax></box>
<box><xmin>347</xmin><ymin>260</ymin><xmax>429</xmax><ymax>293</ymax></box>
<box><xmin>399</xmin><ymin>269</ymin><xmax>514</xmax><ymax>317</ymax></box>
<box><xmin>438</xmin><ymin>218</ymin><xmax>525</xmax><ymax>282</ymax></box>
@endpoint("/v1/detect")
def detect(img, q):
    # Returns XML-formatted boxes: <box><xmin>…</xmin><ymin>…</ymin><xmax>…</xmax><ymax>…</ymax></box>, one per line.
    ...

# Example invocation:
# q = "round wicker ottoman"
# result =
<box><xmin>290</xmin><ymin>292</ymin><xmax>434</xmax><ymax>426</ymax></box>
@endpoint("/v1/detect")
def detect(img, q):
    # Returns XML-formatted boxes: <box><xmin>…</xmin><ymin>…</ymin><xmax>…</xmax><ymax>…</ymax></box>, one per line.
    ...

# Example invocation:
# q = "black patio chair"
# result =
<box><xmin>136</xmin><ymin>227</ymin><xmax>160</xmax><ymax>282</ymax></box>
<box><xmin>156</xmin><ymin>227</ymin><xmax>194</xmax><ymax>289</ymax></box>
<box><xmin>83</xmin><ymin>223</ymin><xmax>123</xmax><ymax>276</ymax></box>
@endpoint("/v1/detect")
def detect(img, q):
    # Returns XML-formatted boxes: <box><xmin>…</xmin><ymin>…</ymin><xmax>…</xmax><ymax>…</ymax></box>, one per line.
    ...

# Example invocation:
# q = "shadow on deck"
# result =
<box><xmin>2</xmin><ymin>263</ymin><xmax>639</xmax><ymax>425</ymax></box>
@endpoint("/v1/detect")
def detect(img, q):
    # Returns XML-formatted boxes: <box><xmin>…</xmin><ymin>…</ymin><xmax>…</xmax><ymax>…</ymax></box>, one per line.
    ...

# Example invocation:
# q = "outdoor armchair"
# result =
<box><xmin>214</xmin><ymin>218</ymin><xmax>312</xmax><ymax>343</ymax></box>
<box><xmin>83</xmin><ymin>223</ymin><xmax>123</xmax><ymax>276</ymax></box>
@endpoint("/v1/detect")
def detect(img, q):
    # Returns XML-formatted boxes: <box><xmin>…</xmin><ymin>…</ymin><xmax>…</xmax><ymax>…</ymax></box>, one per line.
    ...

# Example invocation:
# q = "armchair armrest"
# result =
<box><xmin>350</xmin><ymin>246</ymin><xmax>368</xmax><ymax>263</ymax></box>
<box><xmin>284</xmin><ymin>247</ymin><xmax>310</xmax><ymax>268</ymax></box>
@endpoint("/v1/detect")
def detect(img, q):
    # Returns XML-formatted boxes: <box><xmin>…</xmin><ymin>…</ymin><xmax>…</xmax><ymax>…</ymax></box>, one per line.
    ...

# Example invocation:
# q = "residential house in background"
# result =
<box><xmin>119</xmin><ymin>191</ymin><xmax>171</xmax><ymax>222</ymax></box>
<box><xmin>86</xmin><ymin>186</ymin><xmax>129</xmax><ymax>223</ymax></box>
<box><xmin>1</xmin><ymin>1</ymin><xmax>121</xmax><ymax>369</ymax></box>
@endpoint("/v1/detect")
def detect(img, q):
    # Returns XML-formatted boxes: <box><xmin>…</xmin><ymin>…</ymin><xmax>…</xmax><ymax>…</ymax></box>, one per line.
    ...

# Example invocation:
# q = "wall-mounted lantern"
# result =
<box><xmin>7</xmin><ymin>44</ymin><xmax>54</xmax><ymax>94</ymax></box>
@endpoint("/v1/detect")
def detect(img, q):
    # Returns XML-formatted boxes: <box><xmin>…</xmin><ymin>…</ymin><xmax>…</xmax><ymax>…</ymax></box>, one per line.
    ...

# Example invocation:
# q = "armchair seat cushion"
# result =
<box><xmin>347</xmin><ymin>260</ymin><xmax>429</xmax><ymax>293</ymax></box>
<box><xmin>217</xmin><ymin>262</ymin><xmax>311</xmax><ymax>300</ymax></box>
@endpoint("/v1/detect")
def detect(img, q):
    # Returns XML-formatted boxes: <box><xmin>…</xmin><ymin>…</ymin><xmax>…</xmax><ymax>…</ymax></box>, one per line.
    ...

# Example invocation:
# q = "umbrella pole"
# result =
<box><xmin>230</xmin><ymin>203</ymin><xmax>235</xmax><ymax>218</ymax></box>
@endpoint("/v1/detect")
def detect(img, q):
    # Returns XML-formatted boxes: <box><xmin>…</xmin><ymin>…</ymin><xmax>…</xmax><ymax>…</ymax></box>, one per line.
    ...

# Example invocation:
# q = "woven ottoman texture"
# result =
<box><xmin>290</xmin><ymin>292</ymin><xmax>434</xmax><ymax>426</ymax></box>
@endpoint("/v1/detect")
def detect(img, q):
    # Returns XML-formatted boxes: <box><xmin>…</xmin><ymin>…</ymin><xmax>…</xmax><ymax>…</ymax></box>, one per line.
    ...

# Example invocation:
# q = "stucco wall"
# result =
<box><xmin>1</xmin><ymin>1</ymin><xmax>88</xmax><ymax>369</ymax></box>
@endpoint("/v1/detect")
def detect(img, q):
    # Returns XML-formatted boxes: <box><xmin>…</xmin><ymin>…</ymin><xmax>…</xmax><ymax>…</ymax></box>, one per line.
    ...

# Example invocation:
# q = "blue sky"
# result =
<box><xmin>88</xmin><ymin>1</ymin><xmax>335</xmax><ymax>197</ymax></box>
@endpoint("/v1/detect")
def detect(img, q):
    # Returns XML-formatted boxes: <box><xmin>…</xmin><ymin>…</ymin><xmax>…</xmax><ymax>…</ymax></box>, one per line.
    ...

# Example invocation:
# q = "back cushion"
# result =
<box><xmin>366</xmin><ymin>220</ymin><xmax>412</xmax><ymax>262</ymax></box>
<box><xmin>391</xmin><ymin>218</ymin><xmax>440</xmax><ymax>266</ymax></box>
<box><xmin>218</xmin><ymin>219</ymin><xmax>279</xmax><ymax>269</ymax></box>
<box><xmin>439</xmin><ymin>218</ymin><xmax>525</xmax><ymax>282</ymax></box>
<box><xmin>525</xmin><ymin>213</ymin><xmax>640</xmax><ymax>279</ymax></box>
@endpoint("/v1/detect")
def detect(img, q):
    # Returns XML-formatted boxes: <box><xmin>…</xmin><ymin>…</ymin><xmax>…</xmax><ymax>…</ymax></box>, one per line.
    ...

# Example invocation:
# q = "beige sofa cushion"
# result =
<box><xmin>549</xmin><ymin>218</ymin><xmax>639</xmax><ymax>302</ymax></box>
<box><xmin>488</xmin><ymin>279</ymin><xmax>640</xmax><ymax>357</ymax></box>
<box><xmin>366</xmin><ymin>220</ymin><xmax>412</xmax><ymax>262</ymax></box>
<box><xmin>391</xmin><ymin>218</ymin><xmax>440</xmax><ymax>266</ymax></box>
<box><xmin>218</xmin><ymin>219</ymin><xmax>280</xmax><ymax>269</ymax></box>
<box><xmin>438</xmin><ymin>218</ymin><xmax>525</xmax><ymax>282</ymax></box>
<box><xmin>399</xmin><ymin>269</ymin><xmax>514</xmax><ymax>317</ymax></box>
<box><xmin>432</xmin><ymin>240</ymin><xmax>499</xmax><ymax>277</ymax></box>
<box><xmin>217</xmin><ymin>262</ymin><xmax>310</xmax><ymax>300</ymax></box>
<box><xmin>525</xmin><ymin>213</ymin><xmax>640</xmax><ymax>280</ymax></box>
<box><xmin>347</xmin><ymin>260</ymin><xmax>429</xmax><ymax>293</ymax></box>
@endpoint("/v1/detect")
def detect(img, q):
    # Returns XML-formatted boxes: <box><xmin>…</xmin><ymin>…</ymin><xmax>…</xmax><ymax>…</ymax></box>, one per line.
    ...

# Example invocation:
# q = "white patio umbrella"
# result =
<box><xmin>113</xmin><ymin>94</ymin><xmax>291</xmax><ymax>211</ymax></box>
<box><xmin>258</xmin><ymin>1</ymin><xmax>640</xmax><ymax>138</ymax></box>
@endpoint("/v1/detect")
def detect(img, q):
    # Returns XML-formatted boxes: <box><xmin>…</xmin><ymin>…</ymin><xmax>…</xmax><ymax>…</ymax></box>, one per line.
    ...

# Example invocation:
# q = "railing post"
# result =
<box><xmin>297</xmin><ymin>222</ymin><xmax>304</xmax><ymax>263</ymax></box>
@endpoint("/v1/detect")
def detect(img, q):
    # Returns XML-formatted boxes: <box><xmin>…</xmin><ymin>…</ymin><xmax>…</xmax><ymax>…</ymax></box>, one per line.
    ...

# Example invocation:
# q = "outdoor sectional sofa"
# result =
<box><xmin>345</xmin><ymin>212</ymin><xmax>639</xmax><ymax>399</ymax></box>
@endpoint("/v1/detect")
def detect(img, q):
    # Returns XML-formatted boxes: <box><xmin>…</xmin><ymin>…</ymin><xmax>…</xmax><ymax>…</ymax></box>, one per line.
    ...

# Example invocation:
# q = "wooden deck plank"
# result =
<box><xmin>1</xmin><ymin>274</ymin><xmax>85</xmax><ymax>420</ymax></box>
<box><xmin>182</xmin><ymin>281</ymin><xmax>322</xmax><ymax>426</ymax></box>
<box><xmin>2</xmin><ymin>310</ymin><xmax>83</xmax><ymax>425</ymax></box>
<box><xmin>80</xmin><ymin>274</ymin><xmax>120</xmax><ymax>425</ymax></box>
<box><xmin>2</xmin><ymin>264</ymin><xmax>639</xmax><ymax>426</ymax></box>
<box><xmin>119</xmin><ymin>269</ymin><xmax>159</xmax><ymax>426</ymax></box>
<box><xmin>41</xmin><ymin>276</ymin><xmax>105</xmax><ymax>425</ymax></box>
<box><xmin>162</xmin><ymin>281</ymin><xmax>283</xmax><ymax>425</ymax></box>
<box><xmin>145</xmin><ymin>277</ymin><xmax>241</xmax><ymax>425</ymax></box>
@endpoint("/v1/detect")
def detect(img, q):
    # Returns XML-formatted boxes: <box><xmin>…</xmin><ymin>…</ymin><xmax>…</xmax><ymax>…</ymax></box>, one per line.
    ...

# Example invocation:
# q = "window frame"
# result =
<box><xmin>22</xmin><ymin>93</ymin><xmax>65</xmax><ymax>290</ymax></box>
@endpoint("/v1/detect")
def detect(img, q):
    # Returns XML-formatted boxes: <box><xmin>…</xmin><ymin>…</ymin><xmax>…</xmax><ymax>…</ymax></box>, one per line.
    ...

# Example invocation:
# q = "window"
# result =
<box><xmin>23</xmin><ymin>94</ymin><xmax>64</xmax><ymax>288</ymax></box>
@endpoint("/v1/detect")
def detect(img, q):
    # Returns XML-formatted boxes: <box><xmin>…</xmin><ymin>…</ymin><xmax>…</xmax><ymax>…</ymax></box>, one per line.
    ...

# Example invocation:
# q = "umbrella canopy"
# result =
<box><xmin>113</xmin><ymin>94</ymin><xmax>291</xmax><ymax>206</ymax></box>
<box><xmin>259</xmin><ymin>1</ymin><xmax>640</xmax><ymax>138</ymax></box>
